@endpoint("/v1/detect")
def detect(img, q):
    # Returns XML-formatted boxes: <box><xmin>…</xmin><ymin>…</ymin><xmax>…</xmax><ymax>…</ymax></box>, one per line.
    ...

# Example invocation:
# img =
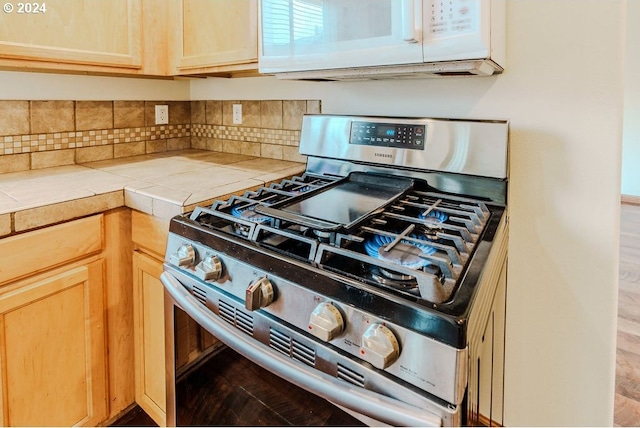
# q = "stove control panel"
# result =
<box><xmin>349</xmin><ymin>121</ymin><xmax>425</xmax><ymax>150</ymax></box>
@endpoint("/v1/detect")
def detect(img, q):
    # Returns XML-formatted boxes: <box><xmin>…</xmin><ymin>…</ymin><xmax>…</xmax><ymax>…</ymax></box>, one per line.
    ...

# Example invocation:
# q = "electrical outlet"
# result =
<box><xmin>232</xmin><ymin>104</ymin><xmax>242</xmax><ymax>125</ymax></box>
<box><xmin>155</xmin><ymin>105</ymin><xmax>169</xmax><ymax>125</ymax></box>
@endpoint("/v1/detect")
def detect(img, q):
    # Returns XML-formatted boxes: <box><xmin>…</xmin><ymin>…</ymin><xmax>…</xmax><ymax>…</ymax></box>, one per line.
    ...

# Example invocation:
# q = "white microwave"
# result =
<box><xmin>259</xmin><ymin>0</ymin><xmax>505</xmax><ymax>80</ymax></box>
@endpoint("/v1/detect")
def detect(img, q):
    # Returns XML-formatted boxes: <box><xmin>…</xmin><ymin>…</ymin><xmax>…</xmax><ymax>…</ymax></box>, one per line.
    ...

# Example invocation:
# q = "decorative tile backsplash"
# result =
<box><xmin>190</xmin><ymin>100</ymin><xmax>320</xmax><ymax>164</ymax></box>
<box><xmin>0</xmin><ymin>99</ymin><xmax>320</xmax><ymax>174</ymax></box>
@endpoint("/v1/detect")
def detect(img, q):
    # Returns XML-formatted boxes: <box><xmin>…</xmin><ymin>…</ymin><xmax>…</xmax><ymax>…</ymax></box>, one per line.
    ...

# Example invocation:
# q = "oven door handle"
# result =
<box><xmin>161</xmin><ymin>271</ymin><xmax>443</xmax><ymax>427</ymax></box>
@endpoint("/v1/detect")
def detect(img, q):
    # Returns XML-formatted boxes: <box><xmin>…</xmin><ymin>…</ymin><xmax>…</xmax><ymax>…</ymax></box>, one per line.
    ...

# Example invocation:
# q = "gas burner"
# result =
<box><xmin>231</xmin><ymin>205</ymin><xmax>271</xmax><ymax>223</ymax></box>
<box><xmin>291</xmin><ymin>185</ymin><xmax>312</xmax><ymax>194</ymax></box>
<box><xmin>231</xmin><ymin>206</ymin><xmax>271</xmax><ymax>236</ymax></box>
<box><xmin>370</xmin><ymin>267</ymin><xmax>420</xmax><ymax>294</ymax></box>
<box><xmin>370</xmin><ymin>262</ymin><xmax>445</xmax><ymax>293</ymax></box>
<box><xmin>363</xmin><ymin>234</ymin><xmax>436</xmax><ymax>269</ymax></box>
<box><xmin>419</xmin><ymin>210</ymin><xmax>448</xmax><ymax>239</ymax></box>
<box><xmin>420</xmin><ymin>209</ymin><xmax>448</xmax><ymax>223</ymax></box>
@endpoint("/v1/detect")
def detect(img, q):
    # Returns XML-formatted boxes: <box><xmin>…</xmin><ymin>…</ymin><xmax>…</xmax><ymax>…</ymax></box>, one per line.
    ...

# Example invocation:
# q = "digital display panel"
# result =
<box><xmin>378</xmin><ymin>126</ymin><xmax>396</xmax><ymax>137</ymax></box>
<box><xmin>350</xmin><ymin>121</ymin><xmax>425</xmax><ymax>150</ymax></box>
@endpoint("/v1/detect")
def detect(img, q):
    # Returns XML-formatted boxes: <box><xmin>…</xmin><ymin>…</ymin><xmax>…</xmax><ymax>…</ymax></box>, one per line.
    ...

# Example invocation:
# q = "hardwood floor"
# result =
<box><xmin>110</xmin><ymin>405</ymin><xmax>156</xmax><ymax>427</ymax></box>
<box><xmin>615</xmin><ymin>203</ymin><xmax>640</xmax><ymax>426</ymax></box>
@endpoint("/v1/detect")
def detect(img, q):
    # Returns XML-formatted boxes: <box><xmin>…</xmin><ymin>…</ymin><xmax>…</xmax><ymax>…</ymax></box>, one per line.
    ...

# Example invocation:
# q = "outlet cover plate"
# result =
<box><xmin>155</xmin><ymin>105</ymin><xmax>169</xmax><ymax>125</ymax></box>
<box><xmin>232</xmin><ymin>104</ymin><xmax>242</xmax><ymax>124</ymax></box>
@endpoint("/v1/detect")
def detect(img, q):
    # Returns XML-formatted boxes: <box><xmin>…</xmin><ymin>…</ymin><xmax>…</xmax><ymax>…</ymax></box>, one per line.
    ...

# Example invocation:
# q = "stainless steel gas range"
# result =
<box><xmin>161</xmin><ymin>114</ymin><xmax>509</xmax><ymax>426</ymax></box>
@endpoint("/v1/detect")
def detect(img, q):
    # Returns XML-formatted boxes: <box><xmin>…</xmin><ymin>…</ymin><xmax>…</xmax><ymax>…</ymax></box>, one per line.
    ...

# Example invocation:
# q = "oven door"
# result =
<box><xmin>162</xmin><ymin>270</ymin><xmax>448</xmax><ymax>427</ymax></box>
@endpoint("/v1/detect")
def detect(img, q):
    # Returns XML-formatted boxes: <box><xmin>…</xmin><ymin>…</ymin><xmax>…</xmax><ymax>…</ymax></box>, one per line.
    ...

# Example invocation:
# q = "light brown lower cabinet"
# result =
<box><xmin>0</xmin><ymin>260</ymin><xmax>108</xmax><ymax>426</ymax></box>
<box><xmin>131</xmin><ymin>210</ymin><xmax>220</xmax><ymax>426</ymax></box>
<box><xmin>477</xmin><ymin>260</ymin><xmax>507</xmax><ymax>426</ymax></box>
<box><xmin>133</xmin><ymin>250</ymin><xmax>167</xmax><ymax>426</ymax></box>
<box><xmin>132</xmin><ymin>210</ymin><xmax>169</xmax><ymax>426</ymax></box>
<box><xmin>0</xmin><ymin>210</ymin><xmax>137</xmax><ymax>427</ymax></box>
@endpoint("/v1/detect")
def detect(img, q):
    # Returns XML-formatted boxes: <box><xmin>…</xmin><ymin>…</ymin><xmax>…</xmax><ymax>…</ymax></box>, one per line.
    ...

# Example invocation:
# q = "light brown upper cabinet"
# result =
<box><xmin>0</xmin><ymin>0</ymin><xmax>258</xmax><ymax>77</ymax></box>
<box><xmin>0</xmin><ymin>0</ymin><xmax>145</xmax><ymax>74</ymax></box>
<box><xmin>174</xmin><ymin>0</ymin><xmax>258</xmax><ymax>76</ymax></box>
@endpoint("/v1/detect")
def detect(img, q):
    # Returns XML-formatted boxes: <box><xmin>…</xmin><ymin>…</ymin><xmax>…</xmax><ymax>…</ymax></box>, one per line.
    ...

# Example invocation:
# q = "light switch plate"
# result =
<box><xmin>155</xmin><ymin>105</ymin><xmax>169</xmax><ymax>125</ymax></box>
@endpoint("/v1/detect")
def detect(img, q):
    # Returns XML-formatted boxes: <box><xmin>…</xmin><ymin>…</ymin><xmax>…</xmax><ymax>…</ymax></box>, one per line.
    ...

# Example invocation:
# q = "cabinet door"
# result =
<box><xmin>177</xmin><ymin>0</ymin><xmax>257</xmax><ymax>74</ymax></box>
<box><xmin>477</xmin><ymin>260</ymin><xmax>507</xmax><ymax>426</ymax></box>
<box><xmin>0</xmin><ymin>0</ymin><xmax>142</xmax><ymax>69</ymax></box>
<box><xmin>133</xmin><ymin>251</ymin><xmax>166</xmax><ymax>426</ymax></box>
<box><xmin>0</xmin><ymin>261</ymin><xmax>107</xmax><ymax>427</ymax></box>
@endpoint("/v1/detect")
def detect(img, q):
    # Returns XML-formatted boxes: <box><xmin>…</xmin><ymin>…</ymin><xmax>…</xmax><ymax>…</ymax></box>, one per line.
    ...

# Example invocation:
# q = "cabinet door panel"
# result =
<box><xmin>0</xmin><ymin>0</ymin><xmax>141</xmax><ymax>68</ymax></box>
<box><xmin>0</xmin><ymin>262</ymin><xmax>107</xmax><ymax>427</ymax></box>
<box><xmin>133</xmin><ymin>251</ymin><xmax>166</xmax><ymax>426</ymax></box>
<box><xmin>477</xmin><ymin>260</ymin><xmax>507</xmax><ymax>426</ymax></box>
<box><xmin>178</xmin><ymin>0</ymin><xmax>257</xmax><ymax>71</ymax></box>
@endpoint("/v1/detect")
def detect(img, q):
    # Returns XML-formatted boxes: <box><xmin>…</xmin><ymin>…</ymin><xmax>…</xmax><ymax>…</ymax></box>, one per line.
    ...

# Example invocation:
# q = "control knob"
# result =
<box><xmin>195</xmin><ymin>255</ymin><xmax>223</xmax><ymax>281</ymax></box>
<box><xmin>170</xmin><ymin>244</ymin><xmax>195</xmax><ymax>267</ymax></box>
<box><xmin>360</xmin><ymin>323</ymin><xmax>400</xmax><ymax>369</ymax></box>
<box><xmin>245</xmin><ymin>277</ymin><xmax>274</xmax><ymax>311</ymax></box>
<box><xmin>308</xmin><ymin>302</ymin><xmax>344</xmax><ymax>342</ymax></box>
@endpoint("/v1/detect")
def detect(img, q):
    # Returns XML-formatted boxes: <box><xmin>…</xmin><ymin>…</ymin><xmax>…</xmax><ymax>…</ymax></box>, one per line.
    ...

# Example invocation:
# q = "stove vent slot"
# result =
<box><xmin>191</xmin><ymin>285</ymin><xmax>207</xmax><ymax>306</ymax></box>
<box><xmin>269</xmin><ymin>329</ymin><xmax>316</xmax><ymax>367</ymax></box>
<box><xmin>337</xmin><ymin>363</ymin><xmax>365</xmax><ymax>387</ymax></box>
<box><xmin>269</xmin><ymin>329</ymin><xmax>291</xmax><ymax>356</ymax></box>
<box><xmin>217</xmin><ymin>299</ymin><xmax>254</xmax><ymax>336</ymax></box>
<box><xmin>292</xmin><ymin>339</ymin><xmax>315</xmax><ymax>367</ymax></box>
<box><xmin>218</xmin><ymin>300</ymin><xmax>235</xmax><ymax>325</ymax></box>
<box><xmin>235</xmin><ymin>309</ymin><xmax>254</xmax><ymax>335</ymax></box>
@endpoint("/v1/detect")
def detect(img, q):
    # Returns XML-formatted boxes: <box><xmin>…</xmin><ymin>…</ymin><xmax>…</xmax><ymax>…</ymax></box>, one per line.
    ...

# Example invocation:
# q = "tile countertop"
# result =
<box><xmin>0</xmin><ymin>150</ymin><xmax>306</xmax><ymax>237</ymax></box>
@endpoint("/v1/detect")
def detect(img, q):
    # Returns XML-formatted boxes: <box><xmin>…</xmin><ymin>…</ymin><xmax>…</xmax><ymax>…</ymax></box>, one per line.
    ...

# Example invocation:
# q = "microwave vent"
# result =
<box><xmin>271</xmin><ymin>60</ymin><xmax>503</xmax><ymax>82</ymax></box>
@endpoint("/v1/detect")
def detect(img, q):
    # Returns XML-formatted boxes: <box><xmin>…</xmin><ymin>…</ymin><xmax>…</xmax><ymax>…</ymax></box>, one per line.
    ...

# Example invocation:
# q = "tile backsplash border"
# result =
<box><xmin>0</xmin><ymin>99</ymin><xmax>320</xmax><ymax>174</ymax></box>
<box><xmin>1</xmin><ymin>125</ymin><xmax>190</xmax><ymax>155</ymax></box>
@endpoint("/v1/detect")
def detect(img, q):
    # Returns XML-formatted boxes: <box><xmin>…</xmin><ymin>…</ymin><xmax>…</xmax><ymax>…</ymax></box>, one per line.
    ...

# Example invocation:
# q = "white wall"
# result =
<box><xmin>192</xmin><ymin>1</ymin><xmax>624</xmax><ymax>425</ymax></box>
<box><xmin>0</xmin><ymin>71</ymin><xmax>190</xmax><ymax>100</ymax></box>
<box><xmin>622</xmin><ymin>1</ymin><xmax>640</xmax><ymax>196</ymax></box>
